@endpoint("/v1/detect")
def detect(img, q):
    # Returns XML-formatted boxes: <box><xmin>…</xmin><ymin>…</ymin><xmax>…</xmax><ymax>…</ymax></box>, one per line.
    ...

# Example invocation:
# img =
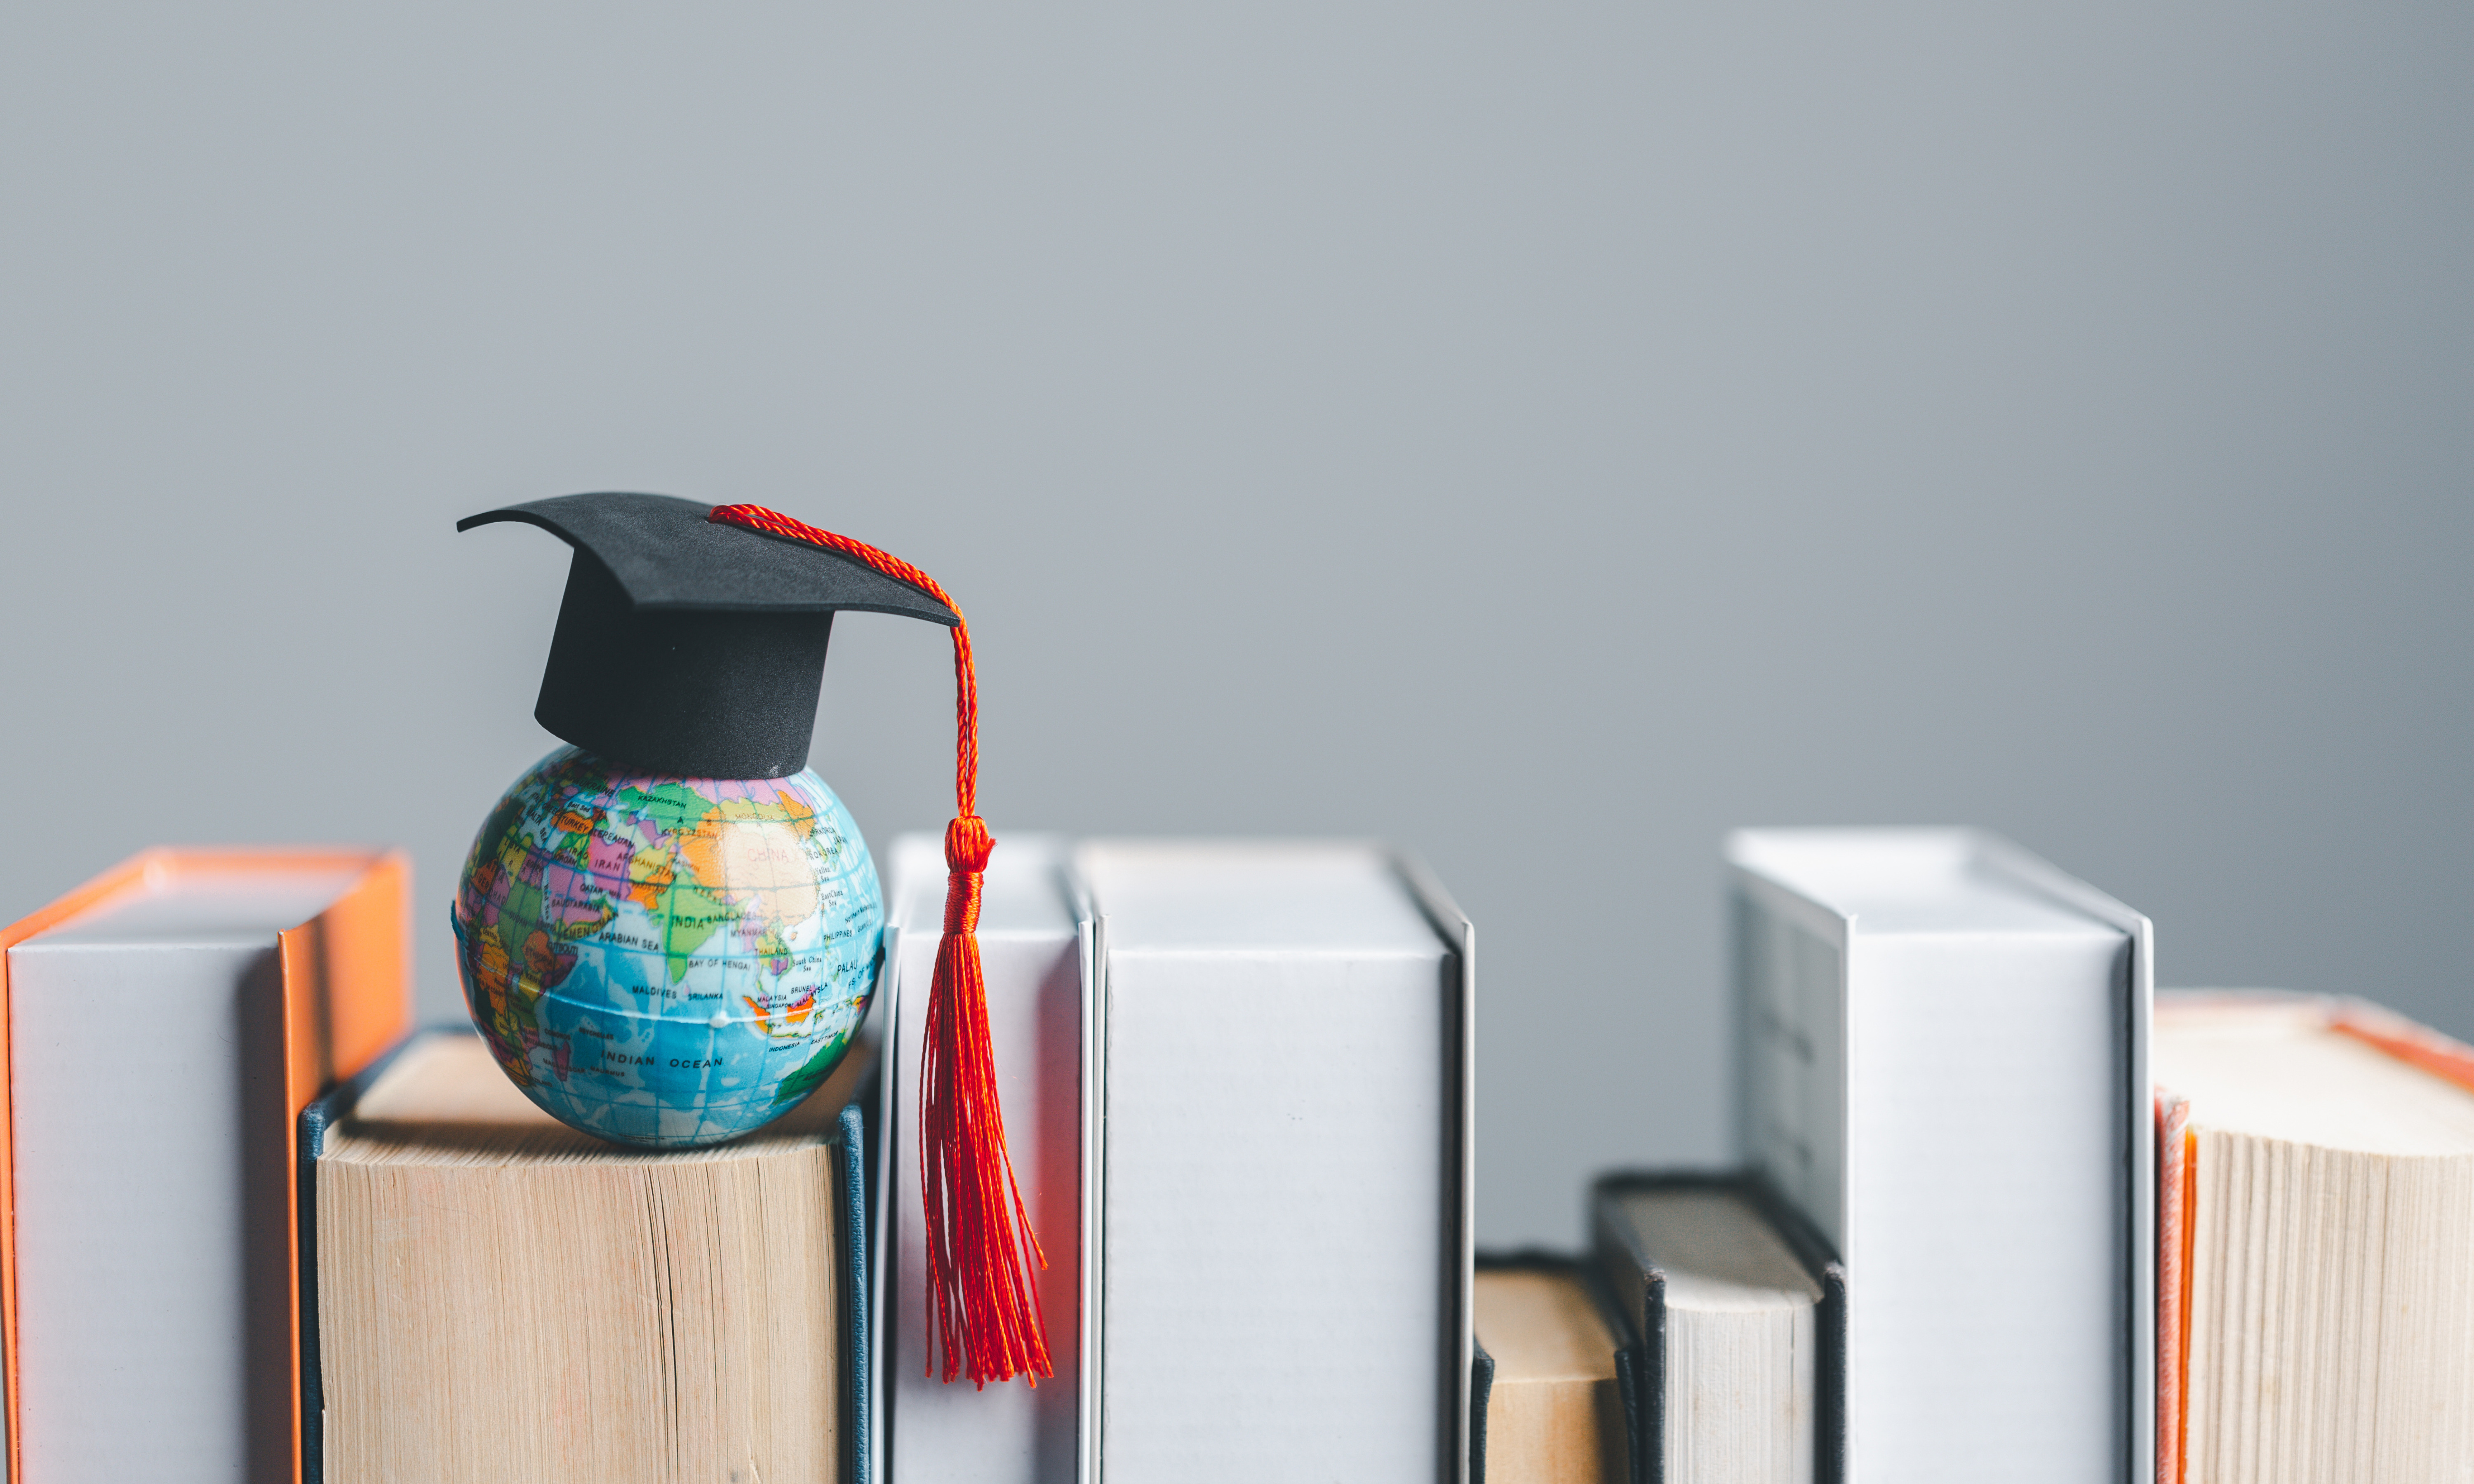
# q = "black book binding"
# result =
<box><xmin>1468</xmin><ymin>1247</ymin><xmax>1635</xmax><ymax>1484</ymax></box>
<box><xmin>1588</xmin><ymin>1170</ymin><xmax>1848</xmax><ymax>1484</ymax></box>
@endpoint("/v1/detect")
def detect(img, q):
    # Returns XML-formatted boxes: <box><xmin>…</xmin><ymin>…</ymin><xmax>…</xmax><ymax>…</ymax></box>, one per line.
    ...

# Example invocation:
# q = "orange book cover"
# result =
<box><xmin>0</xmin><ymin>847</ymin><xmax>411</xmax><ymax>1484</ymax></box>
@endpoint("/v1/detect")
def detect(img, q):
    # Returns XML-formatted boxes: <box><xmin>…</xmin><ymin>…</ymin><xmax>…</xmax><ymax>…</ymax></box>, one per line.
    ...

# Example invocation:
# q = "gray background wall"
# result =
<box><xmin>4</xmin><ymin>2</ymin><xmax>2468</xmax><ymax>1247</ymax></box>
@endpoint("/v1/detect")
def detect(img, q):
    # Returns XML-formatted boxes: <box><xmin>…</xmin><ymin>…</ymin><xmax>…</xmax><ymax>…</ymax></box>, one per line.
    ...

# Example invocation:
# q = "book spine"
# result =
<box><xmin>1467</xmin><ymin>1337</ymin><xmax>1494</xmax><ymax>1484</ymax></box>
<box><xmin>1640</xmin><ymin>1271</ymin><xmax>1665</xmax><ymax>1484</ymax></box>
<box><xmin>839</xmin><ymin>1101</ymin><xmax>874</xmax><ymax>1484</ymax></box>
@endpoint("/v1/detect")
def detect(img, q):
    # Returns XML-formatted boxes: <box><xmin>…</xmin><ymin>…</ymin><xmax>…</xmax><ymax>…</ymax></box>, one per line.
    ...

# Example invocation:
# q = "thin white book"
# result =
<box><xmin>1075</xmin><ymin>839</ymin><xmax>1474</xmax><ymax>1484</ymax></box>
<box><xmin>1728</xmin><ymin>829</ymin><xmax>2152</xmax><ymax>1484</ymax></box>
<box><xmin>877</xmin><ymin>833</ymin><xmax>1093</xmax><ymax>1484</ymax></box>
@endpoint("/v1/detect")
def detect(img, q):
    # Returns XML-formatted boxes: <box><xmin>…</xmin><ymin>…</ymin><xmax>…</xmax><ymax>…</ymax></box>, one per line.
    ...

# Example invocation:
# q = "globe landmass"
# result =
<box><xmin>453</xmin><ymin>746</ymin><xmax>882</xmax><ymax>1148</ymax></box>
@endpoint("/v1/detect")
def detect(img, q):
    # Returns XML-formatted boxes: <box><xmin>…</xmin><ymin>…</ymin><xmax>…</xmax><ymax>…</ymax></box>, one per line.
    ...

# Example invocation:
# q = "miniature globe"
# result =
<box><xmin>452</xmin><ymin>746</ymin><xmax>883</xmax><ymax>1148</ymax></box>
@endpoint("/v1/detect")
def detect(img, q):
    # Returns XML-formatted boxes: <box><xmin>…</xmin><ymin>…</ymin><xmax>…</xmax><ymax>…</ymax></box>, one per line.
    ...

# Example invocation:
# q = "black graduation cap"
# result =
<box><xmin>458</xmin><ymin>492</ymin><xmax>960</xmax><ymax>779</ymax></box>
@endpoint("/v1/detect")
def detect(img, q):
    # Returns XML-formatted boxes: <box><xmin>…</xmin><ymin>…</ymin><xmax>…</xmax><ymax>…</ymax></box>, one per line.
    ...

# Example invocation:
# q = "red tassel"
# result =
<box><xmin>708</xmin><ymin>501</ymin><xmax>1051</xmax><ymax>1388</ymax></box>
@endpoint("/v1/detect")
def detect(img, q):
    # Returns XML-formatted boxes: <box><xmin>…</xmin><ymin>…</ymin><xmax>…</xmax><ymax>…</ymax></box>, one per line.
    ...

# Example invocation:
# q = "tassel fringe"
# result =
<box><xmin>920</xmin><ymin>816</ymin><xmax>1053</xmax><ymax>1385</ymax></box>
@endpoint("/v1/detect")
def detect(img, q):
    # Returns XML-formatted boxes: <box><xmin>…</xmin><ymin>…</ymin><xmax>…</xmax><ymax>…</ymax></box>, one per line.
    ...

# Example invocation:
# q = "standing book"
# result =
<box><xmin>1728</xmin><ymin>829</ymin><xmax>2151</xmax><ymax>1484</ymax></box>
<box><xmin>1588</xmin><ymin>1172</ymin><xmax>1844</xmax><ymax>1484</ymax></box>
<box><xmin>303</xmin><ymin>1027</ymin><xmax>876</xmax><ymax>1484</ymax></box>
<box><xmin>875</xmin><ymin>833</ymin><xmax>1091</xmax><ymax>1484</ymax></box>
<box><xmin>2153</xmin><ymin>992</ymin><xmax>2474</xmax><ymax>1482</ymax></box>
<box><xmin>1471</xmin><ymin>1253</ymin><xmax>1629</xmax><ymax>1484</ymax></box>
<box><xmin>1077</xmin><ymin>839</ymin><xmax>1474</xmax><ymax>1484</ymax></box>
<box><xmin>0</xmin><ymin>847</ymin><xmax>410</xmax><ymax>1484</ymax></box>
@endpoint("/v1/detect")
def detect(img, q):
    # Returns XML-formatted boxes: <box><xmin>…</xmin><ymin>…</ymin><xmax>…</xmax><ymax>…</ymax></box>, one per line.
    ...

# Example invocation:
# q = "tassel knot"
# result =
<box><xmin>945</xmin><ymin>814</ymin><xmax>995</xmax><ymax>874</ymax></box>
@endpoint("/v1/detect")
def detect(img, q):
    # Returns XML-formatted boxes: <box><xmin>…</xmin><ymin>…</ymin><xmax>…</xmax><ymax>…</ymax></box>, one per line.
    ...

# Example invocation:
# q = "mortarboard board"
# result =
<box><xmin>458</xmin><ymin>491</ymin><xmax>959</xmax><ymax>780</ymax></box>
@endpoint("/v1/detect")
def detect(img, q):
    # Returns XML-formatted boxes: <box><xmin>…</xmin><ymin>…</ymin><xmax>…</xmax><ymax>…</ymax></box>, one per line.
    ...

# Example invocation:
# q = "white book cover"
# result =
<box><xmin>1728</xmin><ymin>828</ymin><xmax>2152</xmax><ymax>1484</ymax></box>
<box><xmin>4</xmin><ymin>854</ymin><xmax>403</xmax><ymax>1484</ymax></box>
<box><xmin>877</xmin><ymin>833</ymin><xmax>1091</xmax><ymax>1484</ymax></box>
<box><xmin>1075</xmin><ymin>839</ymin><xmax>1474</xmax><ymax>1484</ymax></box>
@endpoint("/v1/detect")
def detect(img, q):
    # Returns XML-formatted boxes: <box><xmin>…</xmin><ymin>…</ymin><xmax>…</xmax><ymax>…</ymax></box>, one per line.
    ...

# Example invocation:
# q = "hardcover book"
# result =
<box><xmin>303</xmin><ymin>1028</ymin><xmax>875</xmax><ymax>1484</ymax></box>
<box><xmin>876</xmin><ymin>833</ymin><xmax>1091</xmax><ymax>1484</ymax></box>
<box><xmin>1075</xmin><ymin>839</ymin><xmax>1474</xmax><ymax>1484</ymax></box>
<box><xmin>2154</xmin><ymin>992</ymin><xmax>2474</xmax><ymax>1483</ymax></box>
<box><xmin>1472</xmin><ymin>1253</ymin><xmax>1629</xmax><ymax>1484</ymax></box>
<box><xmin>1728</xmin><ymin>829</ymin><xmax>2151</xmax><ymax>1484</ymax></box>
<box><xmin>1590</xmin><ymin>1173</ymin><xmax>1844</xmax><ymax>1484</ymax></box>
<box><xmin>0</xmin><ymin>848</ymin><xmax>409</xmax><ymax>1484</ymax></box>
